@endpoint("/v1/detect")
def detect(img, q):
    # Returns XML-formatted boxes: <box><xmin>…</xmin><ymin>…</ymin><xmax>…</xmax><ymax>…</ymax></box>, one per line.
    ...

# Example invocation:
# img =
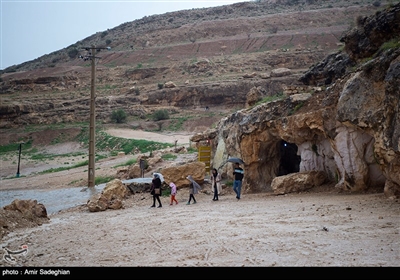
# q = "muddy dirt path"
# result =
<box><xmin>1</xmin><ymin>190</ymin><xmax>399</xmax><ymax>267</ymax></box>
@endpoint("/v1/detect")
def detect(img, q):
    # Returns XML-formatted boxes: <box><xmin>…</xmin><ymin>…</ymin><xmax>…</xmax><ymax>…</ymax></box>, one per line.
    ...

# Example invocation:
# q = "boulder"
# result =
<box><xmin>87</xmin><ymin>179</ymin><xmax>129</xmax><ymax>212</ymax></box>
<box><xmin>3</xmin><ymin>199</ymin><xmax>48</xmax><ymax>218</ymax></box>
<box><xmin>161</xmin><ymin>161</ymin><xmax>206</xmax><ymax>188</ymax></box>
<box><xmin>271</xmin><ymin>171</ymin><xmax>327</xmax><ymax>195</ymax></box>
<box><xmin>270</xmin><ymin>68</ymin><xmax>291</xmax><ymax>77</ymax></box>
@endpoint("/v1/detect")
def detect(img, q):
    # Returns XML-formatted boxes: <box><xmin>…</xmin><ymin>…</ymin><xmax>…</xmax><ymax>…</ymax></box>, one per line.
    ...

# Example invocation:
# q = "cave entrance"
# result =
<box><xmin>278</xmin><ymin>140</ymin><xmax>301</xmax><ymax>176</ymax></box>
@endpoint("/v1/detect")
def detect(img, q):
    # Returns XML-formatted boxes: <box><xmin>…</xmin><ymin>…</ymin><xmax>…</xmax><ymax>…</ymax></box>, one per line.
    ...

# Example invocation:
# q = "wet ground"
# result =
<box><xmin>0</xmin><ymin>185</ymin><xmax>106</xmax><ymax>215</ymax></box>
<box><xmin>0</xmin><ymin>178</ymin><xmax>153</xmax><ymax>215</ymax></box>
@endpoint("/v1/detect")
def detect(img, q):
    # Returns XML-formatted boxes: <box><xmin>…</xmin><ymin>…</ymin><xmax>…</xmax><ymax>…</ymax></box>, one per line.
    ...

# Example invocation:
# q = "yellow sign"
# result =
<box><xmin>198</xmin><ymin>146</ymin><xmax>211</xmax><ymax>174</ymax></box>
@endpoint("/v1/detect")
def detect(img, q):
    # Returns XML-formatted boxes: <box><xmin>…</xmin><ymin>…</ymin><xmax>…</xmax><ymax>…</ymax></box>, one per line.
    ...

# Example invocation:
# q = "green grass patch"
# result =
<box><xmin>379</xmin><ymin>37</ymin><xmax>400</xmax><ymax>52</ymax></box>
<box><xmin>97</xmin><ymin>84</ymin><xmax>117</xmax><ymax>91</ymax></box>
<box><xmin>288</xmin><ymin>102</ymin><xmax>304</xmax><ymax>116</ymax></box>
<box><xmin>37</xmin><ymin>166</ymin><xmax>72</xmax><ymax>174</ymax></box>
<box><xmin>225</xmin><ymin>180</ymin><xmax>233</xmax><ymax>187</ymax></box>
<box><xmin>0</xmin><ymin>139</ymin><xmax>33</xmax><ymax>153</ymax></box>
<box><xmin>161</xmin><ymin>188</ymin><xmax>171</xmax><ymax>197</ymax></box>
<box><xmin>36</xmin><ymin>159</ymin><xmax>92</xmax><ymax>174</ymax></box>
<box><xmin>167</xmin><ymin>116</ymin><xmax>189</xmax><ymax>131</ymax></box>
<box><xmin>30</xmin><ymin>153</ymin><xmax>55</xmax><ymax>161</ymax></box>
<box><xmin>254</xmin><ymin>93</ymin><xmax>285</xmax><ymax>107</ymax></box>
<box><xmin>68</xmin><ymin>179</ymin><xmax>83</xmax><ymax>186</ymax></box>
<box><xmin>37</xmin><ymin>160</ymin><xmax>89</xmax><ymax>174</ymax></box>
<box><xmin>113</xmin><ymin>158</ymin><xmax>137</xmax><ymax>168</ymax></box>
<box><xmin>161</xmin><ymin>153</ymin><xmax>177</xmax><ymax>161</ymax></box>
<box><xmin>29</xmin><ymin>151</ymin><xmax>86</xmax><ymax>161</ymax></box>
<box><xmin>95</xmin><ymin>176</ymin><xmax>115</xmax><ymax>185</ymax></box>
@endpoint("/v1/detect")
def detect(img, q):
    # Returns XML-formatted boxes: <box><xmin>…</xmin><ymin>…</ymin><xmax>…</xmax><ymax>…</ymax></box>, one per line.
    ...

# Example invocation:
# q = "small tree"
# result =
<box><xmin>67</xmin><ymin>48</ymin><xmax>79</xmax><ymax>59</ymax></box>
<box><xmin>111</xmin><ymin>109</ymin><xmax>127</xmax><ymax>123</ymax></box>
<box><xmin>153</xmin><ymin>109</ymin><xmax>169</xmax><ymax>121</ymax></box>
<box><xmin>372</xmin><ymin>1</ymin><xmax>381</xmax><ymax>7</ymax></box>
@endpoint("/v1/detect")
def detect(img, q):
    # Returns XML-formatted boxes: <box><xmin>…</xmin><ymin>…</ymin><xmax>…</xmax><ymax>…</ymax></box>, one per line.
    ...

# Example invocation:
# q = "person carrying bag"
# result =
<box><xmin>150</xmin><ymin>173</ymin><xmax>162</xmax><ymax>208</ymax></box>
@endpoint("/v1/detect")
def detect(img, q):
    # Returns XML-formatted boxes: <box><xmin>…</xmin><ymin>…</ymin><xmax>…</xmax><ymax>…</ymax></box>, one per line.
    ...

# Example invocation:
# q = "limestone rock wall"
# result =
<box><xmin>193</xmin><ymin>3</ymin><xmax>400</xmax><ymax>198</ymax></box>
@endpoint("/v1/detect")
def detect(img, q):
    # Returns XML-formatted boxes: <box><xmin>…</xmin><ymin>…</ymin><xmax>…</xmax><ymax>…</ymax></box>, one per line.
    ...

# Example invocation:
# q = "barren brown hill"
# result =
<box><xmin>1</xmin><ymin>1</ymin><xmax>400</xmax><ymax>268</ymax></box>
<box><xmin>0</xmin><ymin>0</ymin><xmax>391</xmax><ymax>128</ymax></box>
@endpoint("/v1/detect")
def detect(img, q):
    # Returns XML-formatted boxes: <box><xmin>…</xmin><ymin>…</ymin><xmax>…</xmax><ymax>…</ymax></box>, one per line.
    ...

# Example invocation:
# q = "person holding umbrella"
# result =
<box><xmin>233</xmin><ymin>162</ymin><xmax>244</xmax><ymax>200</ymax></box>
<box><xmin>186</xmin><ymin>175</ymin><xmax>201</xmax><ymax>205</ymax></box>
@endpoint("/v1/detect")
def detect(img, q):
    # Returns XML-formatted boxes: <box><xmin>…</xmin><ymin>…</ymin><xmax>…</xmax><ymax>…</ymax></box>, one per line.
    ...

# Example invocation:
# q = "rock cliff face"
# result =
<box><xmin>191</xmin><ymin>3</ymin><xmax>400</xmax><ymax>198</ymax></box>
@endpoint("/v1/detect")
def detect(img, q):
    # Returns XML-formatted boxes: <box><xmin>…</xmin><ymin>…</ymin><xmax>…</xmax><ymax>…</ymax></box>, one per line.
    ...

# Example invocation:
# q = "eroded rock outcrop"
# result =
<box><xmin>3</xmin><ymin>199</ymin><xmax>48</xmax><ymax>218</ymax></box>
<box><xmin>191</xmin><ymin>3</ymin><xmax>400</xmax><ymax>198</ymax></box>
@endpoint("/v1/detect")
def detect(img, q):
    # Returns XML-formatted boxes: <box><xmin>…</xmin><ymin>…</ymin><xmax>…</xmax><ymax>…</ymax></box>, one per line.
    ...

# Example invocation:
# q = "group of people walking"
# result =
<box><xmin>149</xmin><ymin>162</ymin><xmax>244</xmax><ymax>207</ymax></box>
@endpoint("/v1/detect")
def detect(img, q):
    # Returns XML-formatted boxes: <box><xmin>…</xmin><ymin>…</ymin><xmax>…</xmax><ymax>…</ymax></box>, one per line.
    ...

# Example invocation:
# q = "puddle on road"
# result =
<box><xmin>0</xmin><ymin>185</ymin><xmax>106</xmax><ymax>215</ymax></box>
<box><xmin>0</xmin><ymin>178</ymin><xmax>153</xmax><ymax>215</ymax></box>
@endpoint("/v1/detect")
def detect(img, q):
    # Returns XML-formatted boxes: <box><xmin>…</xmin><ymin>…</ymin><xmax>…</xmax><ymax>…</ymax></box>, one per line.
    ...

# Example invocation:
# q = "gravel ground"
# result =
<box><xmin>1</xmin><ymin>188</ymin><xmax>399</xmax><ymax>267</ymax></box>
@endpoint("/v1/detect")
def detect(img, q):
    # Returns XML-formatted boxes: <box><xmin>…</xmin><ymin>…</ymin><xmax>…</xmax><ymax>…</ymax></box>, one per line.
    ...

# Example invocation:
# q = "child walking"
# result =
<box><xmin>169</xmin><ymin>182</ymin><xmax>178</xmax><ymax>205</ymax></box>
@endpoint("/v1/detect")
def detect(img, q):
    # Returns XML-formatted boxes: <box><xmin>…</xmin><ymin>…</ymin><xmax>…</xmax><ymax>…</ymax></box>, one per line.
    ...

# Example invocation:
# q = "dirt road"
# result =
<box><xmin>105</xmin><ymin>128</ymin><xmax>192</xmax><ymax>145</ymax></box>
<box><xmin>1</xmin><ymin>129</ymin><xmax>399</xmax><ymax>268</ymax></box>
<box><xmin>1</xmin><ymin>188</ymin><xmax>399</xmax><ymax>267</ymax></box>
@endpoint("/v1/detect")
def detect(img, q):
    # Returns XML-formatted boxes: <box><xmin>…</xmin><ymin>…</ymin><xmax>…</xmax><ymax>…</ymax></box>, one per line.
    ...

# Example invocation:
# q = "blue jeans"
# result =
<box><xmin>233</xmin><ymin>180</ymin><xmax>242</xmax><ymax>198</ymax></box>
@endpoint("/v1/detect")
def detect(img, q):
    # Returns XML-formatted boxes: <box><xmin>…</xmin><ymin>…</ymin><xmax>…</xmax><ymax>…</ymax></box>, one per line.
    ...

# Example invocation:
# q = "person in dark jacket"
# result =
<box><xmin>150</xmin><ymin>173</ymin><xmax>162</xmax><ymax>208</ymax></box>
<box><xmin>233</xmin><ymin>162</ymin><xmax>244</xmax><ymax>200</ymax></box>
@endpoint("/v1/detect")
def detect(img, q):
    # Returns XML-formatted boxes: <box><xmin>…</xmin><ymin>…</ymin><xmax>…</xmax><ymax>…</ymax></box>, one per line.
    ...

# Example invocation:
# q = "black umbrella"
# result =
<box><xmin>227</xmin><ymin>157</ymin><xmax>245</xmax><ymax>165</ymax></box>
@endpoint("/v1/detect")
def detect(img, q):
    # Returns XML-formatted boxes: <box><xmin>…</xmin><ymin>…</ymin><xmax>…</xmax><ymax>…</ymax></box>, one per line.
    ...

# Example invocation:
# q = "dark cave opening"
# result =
<box><xmin>278</xmin><ymin>140</ymin><xmax>301</xmax><ymax>176</ymax></box>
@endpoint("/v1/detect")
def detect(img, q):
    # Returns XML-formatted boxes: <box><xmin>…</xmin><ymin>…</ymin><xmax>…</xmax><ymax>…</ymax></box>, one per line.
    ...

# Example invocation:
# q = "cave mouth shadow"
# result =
<box><xmin>278</xmin><ymin>140</ymin><xmax>301</xmax><ymax>176</ymax></box>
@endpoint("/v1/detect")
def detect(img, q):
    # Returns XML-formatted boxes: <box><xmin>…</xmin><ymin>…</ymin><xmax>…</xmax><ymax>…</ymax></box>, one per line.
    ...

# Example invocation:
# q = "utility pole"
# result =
<box><xmin>81</xmin><ymin>45</ymin><xmax>111</xmax><ymax>188</ymax></box>
<box><xmin>88</xmin><ymin>45</ymin><xmax>96</xmax><ymax>188</ymax></box>
<box><xmin>16</xmin><ymin>143</ymin><xmax>23</xmax><ymax>178</ymax></box>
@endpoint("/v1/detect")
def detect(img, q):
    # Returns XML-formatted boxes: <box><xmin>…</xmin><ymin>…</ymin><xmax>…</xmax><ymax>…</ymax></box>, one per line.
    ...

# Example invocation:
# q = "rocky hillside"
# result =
<box><xmin>0</xmin><ymin>0</ymin><xmax>391</xmax><ymax>128</ymax></box>
<box><xmin>192</xmin><ymin>2</ymin><xmax>400</xmax><ymax>198</ymax></box>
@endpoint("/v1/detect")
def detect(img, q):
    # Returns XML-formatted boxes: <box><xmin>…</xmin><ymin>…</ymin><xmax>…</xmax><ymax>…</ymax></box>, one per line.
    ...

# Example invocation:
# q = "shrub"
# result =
<box><xmin>270</xmin><ymin>25</ymin><xmax>278</xmax><ymax>34</ymax></box>
<box><xmin>95</xmin><ymin>176</ymin><xmax>115</xmax><ymax>185</ymax></box>
<box><xmin>379</xmin><ymin>38</ymin><xmax>400</xmax><ymax>52</ymax></box>
<box><xmin>68</xmin><ymin>49</ymin><xmax>79</xmax><ymax>59</ymax></box>
<box><xmin>372</xmin><ymin>1</ymin><xmax>381</xmax><ymax>7</ymax></box>
<box><xmin>158</xmin><ymin>83</ymin><xmax>164</xmax><ymax>89</ymax></box>
<box><xmin>101</xmin><ymin>31</ymin><xmax>108</xmax><ymax>38</ymax></box>
<box><xmin>153</xmin><ymin>109</ymin><xmax>169</xmax><ymax>121</ymax></box>
<box><xmin>111</xmin><ymin>109</ymin><xmax>127</xmax><ymax>123</ymax></box>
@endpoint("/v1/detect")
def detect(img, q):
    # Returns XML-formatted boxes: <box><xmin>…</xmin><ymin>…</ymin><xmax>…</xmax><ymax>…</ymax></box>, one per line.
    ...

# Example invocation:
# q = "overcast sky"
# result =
<box><xmin>0</xmin><ymin>0</ymin><xmax>249</xmax><ymax>70</ymax></box>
